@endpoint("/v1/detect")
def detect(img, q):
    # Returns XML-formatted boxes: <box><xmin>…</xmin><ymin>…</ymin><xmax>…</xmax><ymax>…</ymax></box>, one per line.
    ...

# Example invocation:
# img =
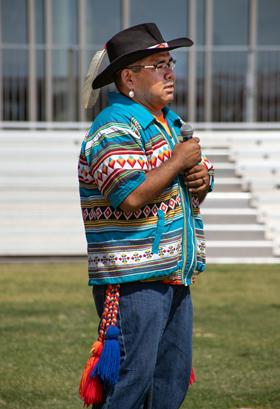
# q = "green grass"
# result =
<box><xmin>0</xmin><ymin>263</ymin><xmax>279</xmax><ymax>409</ymax></box>
<box><xmin>187</xmin><ymin>264</ymin><xmax>280</xmax><ymax>409</ymax></box>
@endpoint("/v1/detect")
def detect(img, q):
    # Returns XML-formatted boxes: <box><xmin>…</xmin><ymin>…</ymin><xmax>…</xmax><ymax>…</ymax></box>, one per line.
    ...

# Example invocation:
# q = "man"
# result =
<box><xmin>78</xmin><ymin>23</ymin><xmax>214</xmax><ymax>409</ymax></box>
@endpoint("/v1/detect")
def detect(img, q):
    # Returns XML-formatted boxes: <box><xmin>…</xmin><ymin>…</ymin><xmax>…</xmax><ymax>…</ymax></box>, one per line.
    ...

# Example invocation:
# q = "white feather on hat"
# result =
<box><xmin>82</xmin><ymin>48</ymin><xmax>108</xmax><ymax>109</ymax></box>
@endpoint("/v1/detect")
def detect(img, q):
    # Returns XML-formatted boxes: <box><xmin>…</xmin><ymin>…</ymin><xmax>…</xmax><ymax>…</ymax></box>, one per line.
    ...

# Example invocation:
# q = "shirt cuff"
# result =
<box><xmin>109</xmin><ymin>172</ymin><xmax>146</xmax><ymax>209</ymax></box>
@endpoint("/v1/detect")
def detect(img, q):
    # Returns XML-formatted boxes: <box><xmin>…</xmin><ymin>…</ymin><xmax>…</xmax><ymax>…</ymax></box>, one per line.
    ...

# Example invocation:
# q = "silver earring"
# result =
<box><xmin>129</xmin><ymin>89</ymin><xmax>134</xmax><ymax>98</ymax></box>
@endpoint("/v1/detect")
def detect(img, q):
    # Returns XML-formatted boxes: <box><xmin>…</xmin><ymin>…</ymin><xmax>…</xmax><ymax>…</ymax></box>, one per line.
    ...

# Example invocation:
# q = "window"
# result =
<box><xmin>130</xmin><ymin>0</ymin><xmax>188</xmax><ymax>39</ymax></box>
<box><xmin>213</xmin><ymin>0</ymin><xmax>249</xmax><ymax>46</ymax></box>
<box><xmin>1</xmin><ymin>0</ymin><xmax>27</xmax><ymax>44</ymax></box>
<box><xmin>258</xmin><ymin>0</ymin><xmax>280</xmax><ymax>45</ymax></box>
<box><xmin>85</xmin><ymin>0</ymin><xmax>121</xmax><ymax>46</ymax></box>
<box><xmin>52</xmin><ymin>0</ymin><xmax>78</xmax><ymax>45</ymax></box>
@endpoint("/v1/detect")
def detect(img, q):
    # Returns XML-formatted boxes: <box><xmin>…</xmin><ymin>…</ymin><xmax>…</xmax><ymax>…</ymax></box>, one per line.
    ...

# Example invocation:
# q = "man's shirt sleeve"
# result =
<box><xmin>84</xmin><ymin>123</ymin><xmax>148</xmax><ymax>209</ymax></box>
<box><xmin>200</xmin><ymin>153</ymin><xmax>214</xmax><ymax>192</ymax></box>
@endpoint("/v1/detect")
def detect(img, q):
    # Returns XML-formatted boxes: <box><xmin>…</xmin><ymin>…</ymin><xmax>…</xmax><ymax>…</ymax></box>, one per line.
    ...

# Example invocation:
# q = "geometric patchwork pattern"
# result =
<box><xmin>201</xmin><ymin>154</ymin><xmax>213</xmax><ymax>171</ymax></box>
<box><xmin>88</xmin><ymin>239</ymin><xmax>182</xmax><ymax>269</ymax></box>
<box><xmin>93</xmin><ymin>144</ymin><xmax>172</xmax><ymax>190</ymax></box>
<box><xmin>82</xmin><ymin>194</ymin><xmax>181</xmax><ymax>221</ymax></box>
<box><xmin>94</xmin><ymin>153</ymin><xmax>150</xmax><ymax>189</ymax></box>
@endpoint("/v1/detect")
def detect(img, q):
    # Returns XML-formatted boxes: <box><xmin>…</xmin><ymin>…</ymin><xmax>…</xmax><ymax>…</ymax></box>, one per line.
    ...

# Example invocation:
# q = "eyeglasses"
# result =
<box><xmin>127</xmin><ymin>60</ymin><xmax>176</xmax><ymax>74</ymax></box>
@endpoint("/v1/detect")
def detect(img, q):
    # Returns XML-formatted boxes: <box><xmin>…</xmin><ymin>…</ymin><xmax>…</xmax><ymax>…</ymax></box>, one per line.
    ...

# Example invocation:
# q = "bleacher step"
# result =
<box><xmin>206</xmin><ymin>241</ymin><xmax>274</xmax><ymax>258</ymax></box>
<box><xmin>0</xmin><ymin>130</ymin><xmax>279</xmax><ymax>261</ymax></box>
<box><xmin>200</xmin><ymin>208</ymin><xmax>258</xmax><ymax>224</ymax></box>
<box><xmin>204</xmin><ymin>224</ymin><xmax>266</xmax><ymax>240</ymax></box>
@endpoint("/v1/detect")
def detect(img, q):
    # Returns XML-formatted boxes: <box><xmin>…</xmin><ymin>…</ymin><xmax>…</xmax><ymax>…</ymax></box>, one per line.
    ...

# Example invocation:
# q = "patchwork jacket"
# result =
<box><xmin>78</xmin><ymin>92</ymin><xmax>214</xmax><ymax>286</ymax></box>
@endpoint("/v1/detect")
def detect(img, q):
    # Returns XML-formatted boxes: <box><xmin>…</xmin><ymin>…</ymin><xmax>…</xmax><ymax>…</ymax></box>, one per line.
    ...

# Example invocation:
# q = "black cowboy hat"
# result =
<box><xmin>92</xmin><ymin>22</ymin><xmax>193</xmax><ymax>90</ymax></box>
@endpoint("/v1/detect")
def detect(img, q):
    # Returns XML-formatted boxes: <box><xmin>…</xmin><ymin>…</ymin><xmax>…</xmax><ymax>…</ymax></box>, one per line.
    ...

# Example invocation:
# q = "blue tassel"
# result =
<box><xmin>92</xmin><ymin>326</ymin><xmax>120</xmax><ymax>387</ymax></box>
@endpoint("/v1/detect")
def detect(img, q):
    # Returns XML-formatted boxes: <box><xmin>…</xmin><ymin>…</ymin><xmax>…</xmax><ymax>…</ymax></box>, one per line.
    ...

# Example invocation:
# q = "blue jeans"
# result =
<box><xmin>92</xmin><ymin>281</ymin><xmax>193</xmax><ymax>409</ymax></box>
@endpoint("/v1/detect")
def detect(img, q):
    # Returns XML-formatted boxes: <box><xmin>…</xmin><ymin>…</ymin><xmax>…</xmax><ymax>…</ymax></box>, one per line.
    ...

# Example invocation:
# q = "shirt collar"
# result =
<box><xmin>107</xmin><ymin>92</ymin><xmax>182</xmax><ymax>129</ymax></box>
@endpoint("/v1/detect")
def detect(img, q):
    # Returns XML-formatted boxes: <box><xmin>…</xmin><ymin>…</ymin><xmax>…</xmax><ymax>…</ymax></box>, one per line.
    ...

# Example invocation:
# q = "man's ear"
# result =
<box><xmin>121</xmin><ymin>69</ymin><xmax>134</xmax><ymax>90</ymax></box>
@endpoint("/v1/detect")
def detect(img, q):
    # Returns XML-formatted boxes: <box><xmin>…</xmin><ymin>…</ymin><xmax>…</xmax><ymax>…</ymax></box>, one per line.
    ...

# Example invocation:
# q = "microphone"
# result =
<box><xmin>180</xmin><ymin>124</ymin><xmax>194</xmax><ymax>141</ymax></box>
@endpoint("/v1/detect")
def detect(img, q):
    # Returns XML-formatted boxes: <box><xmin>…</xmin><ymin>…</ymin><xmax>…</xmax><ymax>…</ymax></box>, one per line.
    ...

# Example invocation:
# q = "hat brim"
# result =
<box><xmin>92</xmin><ymin>37</ymin><xmax>193</xmax><ymax>89</ymax></box>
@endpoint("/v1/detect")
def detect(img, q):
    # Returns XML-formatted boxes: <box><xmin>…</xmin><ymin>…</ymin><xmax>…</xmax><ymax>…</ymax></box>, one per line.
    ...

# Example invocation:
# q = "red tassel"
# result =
<box><xmin>189</xmin><ymin>366</ymin><xmax>195</xmax><ymax>386</ymax></box>
<box><xmin>80</xmin><ymin>341</ymin><xmax>104</xmax><ymax>407</ymax></box>
<box><xmin>82</xmin><ymin>374</ymin><xmax>103</xmax><ymax>407</ymax></box>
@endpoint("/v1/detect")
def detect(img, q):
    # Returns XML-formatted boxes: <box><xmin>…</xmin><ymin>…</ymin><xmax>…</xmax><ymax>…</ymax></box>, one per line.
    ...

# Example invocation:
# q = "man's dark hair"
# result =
<box><xmin>114</xmin><ymin>70</ymin><xmax>123</xmax><ymax>92</ymax></box>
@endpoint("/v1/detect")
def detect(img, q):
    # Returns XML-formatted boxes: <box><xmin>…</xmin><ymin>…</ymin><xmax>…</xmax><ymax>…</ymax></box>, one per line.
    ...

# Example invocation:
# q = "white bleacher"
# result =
<box><xmin>0</xmin><ymin>125</ymin><xmax>280</xmax><ymax>262</ymax></box>
<box><xmin>0</xmin><ymin>130</ymin><xmax>87</xmax><ymax>257</ymax></box>
<box><xmin>198</xmin><ymin>129</ymin><xmax>280</xmax><ymax>259</ymax></box>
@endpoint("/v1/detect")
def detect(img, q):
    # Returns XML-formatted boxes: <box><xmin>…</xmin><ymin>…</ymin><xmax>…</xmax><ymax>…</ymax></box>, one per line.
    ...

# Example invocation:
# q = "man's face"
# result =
<box><xmin>129</xmin><ymin>51</ymin><xmax>175</xmax><ymax>113</ymax></box>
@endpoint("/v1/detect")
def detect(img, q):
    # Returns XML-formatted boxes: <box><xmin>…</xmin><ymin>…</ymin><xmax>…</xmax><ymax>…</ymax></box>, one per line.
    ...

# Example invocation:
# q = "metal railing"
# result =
<box><xmin>1</xmin><ymin>121</ymin><xmax>280</xmax><ymax>131</ymax></box>
<box><xmin>1</xmin><ymin>45</ymin><xmax>280</xmax><ymax>124</ymax></box>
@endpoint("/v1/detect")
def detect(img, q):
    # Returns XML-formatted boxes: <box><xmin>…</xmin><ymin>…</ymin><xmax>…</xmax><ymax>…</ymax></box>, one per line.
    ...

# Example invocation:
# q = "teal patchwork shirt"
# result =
<box><xmin>78</xmin><ymin>92</ymin><xmax>214</xmax><ymax>286</ymax></box>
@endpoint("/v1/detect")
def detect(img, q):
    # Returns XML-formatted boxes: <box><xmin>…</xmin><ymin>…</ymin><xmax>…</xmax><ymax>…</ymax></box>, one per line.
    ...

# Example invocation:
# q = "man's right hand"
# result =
<box><xmin>172</xmin><ymin>137</ymin><xmax>202</xmax><ymax>172</ymax></box>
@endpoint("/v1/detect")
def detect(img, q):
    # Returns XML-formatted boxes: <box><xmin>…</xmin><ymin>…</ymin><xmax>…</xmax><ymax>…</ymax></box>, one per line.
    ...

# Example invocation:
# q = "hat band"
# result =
<box><xmin>147</xmin><ymin>42</ymin><xmax>169</xmax><ymax>49</ymax></box>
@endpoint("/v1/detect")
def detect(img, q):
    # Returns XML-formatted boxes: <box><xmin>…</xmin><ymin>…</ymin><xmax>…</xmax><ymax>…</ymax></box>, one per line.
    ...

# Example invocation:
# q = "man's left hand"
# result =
<box><xmin>182</xmin><ymin>164</ymin><xmax>209</xmax><ymax>193</ymax></box>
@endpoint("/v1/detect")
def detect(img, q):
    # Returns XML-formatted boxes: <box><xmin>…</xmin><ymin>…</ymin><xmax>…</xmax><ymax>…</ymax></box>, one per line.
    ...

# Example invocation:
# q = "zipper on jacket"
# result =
<box><xmin>188</xmin><ymin>192</ymin><xmax>198</xmax><ymax>283</ymax></box>
<box><xmin>177</xmin><ymin>181</ymin><xmax>188</xmax><ymax>284</ymax></box>
<box><xmin>170</xmin><ymin>126</ymin><xmax>197</xmax><ymax>284</ymax></box>
<box><xmin>153</xmin><ymin>121</ymin><xmax>196</xmax><ymax>284</ymax></box>
<box><xmin>164</xmin><ymin>123</ymin><xmax>196</xmax><ymax>283</ymax></box>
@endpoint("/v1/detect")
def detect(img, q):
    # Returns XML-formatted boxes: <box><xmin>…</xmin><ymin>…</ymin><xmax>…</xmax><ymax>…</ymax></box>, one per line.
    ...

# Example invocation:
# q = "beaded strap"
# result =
<box><xmin>98</xmin><ymin>284</ymin><xmax>120</xmax><ymax>342</ymax></box>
